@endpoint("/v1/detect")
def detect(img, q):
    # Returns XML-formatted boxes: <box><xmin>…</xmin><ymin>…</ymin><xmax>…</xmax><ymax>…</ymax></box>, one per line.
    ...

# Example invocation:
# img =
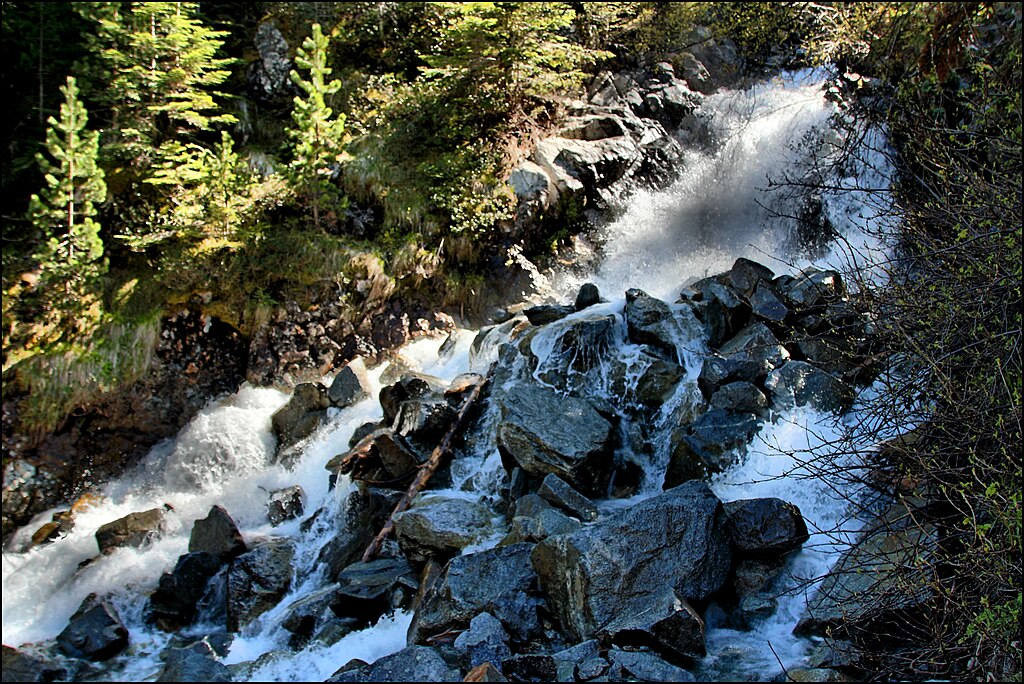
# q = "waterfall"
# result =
<box><xmin>1</xmin><ymin>69</ymin><xmax>895</xmax><ymax>681</ymax></box>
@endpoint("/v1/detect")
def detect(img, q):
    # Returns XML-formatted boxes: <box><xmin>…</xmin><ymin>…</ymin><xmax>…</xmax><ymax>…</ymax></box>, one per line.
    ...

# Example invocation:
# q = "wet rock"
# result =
<box><xmin>409</xmin><ymin>543</ymin><xmax>541</xmax><ymax>644</ymax></box>
<box><xmin>189</xmin><ymin>505</ymin><xmax>247</xmax><ymax>561</ymax></box>
<box><xmin>271</xmin><ymin>383</ymin><xmax>329</xmax><ymax>453</ymax></box>
<box><xmin>601</xmin><ymin>589</ymin><xmax>706</xmax><ymax>664</ymax></box>
<box><xmin>56</xmin><ymin>596</ymin><xmax>129</xmax><ymax>661</ymax></box>
<box><xmin>782</xmin><ymin>268</ymin><xmax>845</xmax><ymax>308</ymax></box>
<box><xmin>724</xmin><ymin>258</ymin><xmax>775</xmax><ymax>297</ymax></box>
<box><xmin>538</xmin><ymin>474</ymin><xmax>599</xmax><ymax>522</ymax></box>
<box><xmin>552</xmin><ymin>640</ymin><xmax>603</xmax><ymax>681</ymax></box>
<box><xmin>328</xmin><ymin>645</ymin><xmax>459</xmax><ymax>683</ymax></box>
<box><xmin>95</xmin><ymin>508</ymin><xmax>165</xmax><ymax>555</ymax></box>
<box><xmin>765</xmin><ymin>361</ymin><xmax>854</xmax><ymax>413</ymax></box>
<box><xmin>28</xmin><ymin>520</ymin><xmax>63</xmax><ymax>548</ymax></box>
<box><xmin>502</xmin><ymin>508</ymin><xmax>581</xmax><ymax>545</ymax></box>
<box><xmin>1</xmin><ymin>644</ymin><xmax>70</xmax><ymax>682</ymax></box>
<box><xmin>226</xmin><ymin>538</ymin><xmax>294</xmax><ymax>632</ymax></box>
<box><xmin>574</xmin><ymin>283</ymin><xmax>602</xmax><ymax>311</ymax></box>
<box><xmin>532</xmin><ymin>481</ymin><xmax>731</xmax><ymax>642</ymax></box>
<box><xmin>328</xmin><ymin>359</ymin><xmax>371</xmax><ymax>408</ymax></box>
<box><xmin>606</xmin><ymin>648</ymin><xmax>696</xmax><ymax>682</ymax></box>
<box><xmin>771</xmin><ymin>667</ymin><xmax>851</xmax><ymax>682</ymax></box>
<box><xmin>709</xmin><ymin>381</ymin><xmax>769</xmax><ymax>416</ymax></box>
<box><xmin>279</xmin><ymin>585</ymin><xmax>349</xmax><ymax>647</ymax></box>
<box><xmin>453</xmin><ymin>612</ymin><xmax>512</xmax><ymax>670</ymax></box>
<box><xmin>379</xmin><ymin>373</ymin><xmax>447</xmax><ymax>426</ymax></box>
<box><xmin>724</xmin><ymin>498</ymin><xmax>809</xmax><ymax>557</ymax></box>
<box><xmin>392</xmin><ymin>397</ymin><xmax>457</xmax><ymax>456</ymax></box>
<box><xmin>749</xmin><ymin>281</ymin><xmax>790</xmax><ymax>322</ymax></box>
<box><xmin>664</xmin><ymin>409</ymin><xmax>762</xmax><ymax>487</ymax></box>
<box><xmin>732</xmin><ymin>594</ymin><xmax>779</xmax><ymax>630</ymax></box>
<box><xmin>553</xmin><ymin>314</ymin><xmax>619</xmax><ymax>375</ymax></box>
<box><xmin>731</xmin><ymin>557</ymin><xmax>788</xmax><ymax>598</ymax></box>
<box><xmin>156</xmin><ymin>639</ymin><xmax>231</xmax><ymax>682</ymax></box>
<box><xmin>524</xmin><ymin>304</ymin><xmax>576</xmax><ymax>326</ymax></box>
<box><xmin>795</xmin><ymin>502</ymin><xmax>938</xmax><ymax>639</ymax></box>
<box><xmin>149</xmin><ymin>551</ymin><xmax>224</xmax><ymax>630</ymax></box>
<box><xmin>329</xmin><ymin>557</ymin><xmax>418</xmax><ymax>624</ymax></box>
<box><xmin>393</xmin><ymin>496</ymin><xmax>493</xmax><ymax>567</ymax></box>
<box><xmin>316</xmin><ymin>485</ymin><xmax>397</xmax><ymax>581</ymax></box>
<box><xmin>496</xmin><ymin>384</ymin><xmax>614</xmax><ymax>497</ymax></box>
<box><xmin>609</xmin><ymin>353</ymin><xmax>685</xmax><ymax>407</ymax></box>
<box><xmin>692</xmin><ymin>277</ymin><xmax>750</xmax><ymax>348</ymax></box>
<box><xmin>624</xmin><ymin>289</ymin><xmax>694</xmax><ymax>359</ymax></box>
<box><xmin>719</xmin><ymin>323</ymin><xmax>790</xmax><ymax>379</ymax></box>
<box><xmin>267</xmin><ymin>485</ymin><xmax>304</xmax><ymax>526</ymax></box>
<box><xmin>697</xmin><ymin>352</ymin><xmax>769</xmax><ymax>398</ymax></box>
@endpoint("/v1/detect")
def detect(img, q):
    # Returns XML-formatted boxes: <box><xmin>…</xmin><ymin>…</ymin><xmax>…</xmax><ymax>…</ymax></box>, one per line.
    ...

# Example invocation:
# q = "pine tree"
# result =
<box><xmin>28</xmin><ymin>76</ymin><xmax>107</xmax><ymax>328</ymax></box>
<box><xmin>287</xmin><ymin>23</ymin><xmax>347</xmax><ymax>231</ymax></box>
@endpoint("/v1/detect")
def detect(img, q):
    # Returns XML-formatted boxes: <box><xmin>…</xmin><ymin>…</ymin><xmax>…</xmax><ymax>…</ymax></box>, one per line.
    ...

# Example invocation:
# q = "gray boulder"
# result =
<box><xmin>1</xmin><ymin>645</ymin><xmax>70</xmax><ymax>683</ymax></box>
<box><xmin>502</xmin><ymin>508</ymin><xmax>581</xmax><ymax>545</ymax></box>
<box><xmin>524</xmin><ymin>304</ymin><xmax>576</xmax><ymax>326</ymax></box>
<box><xmin>267</xmin><ymin>485</ymin><xmax>304</xmax><ymax>526</ymax></box>
<box><xmin>393</xmin><ymin>496</ymin><xmax>494</xmax><ymax>566</ymax></box>
<box><xmin>329</xmin><ymin>557</ymin><xmax>418</xmax><ymax>624</ymax></box>
<box><xmin>725</xmin><ymin>498</ymin><xmax>809</xmax><ymax>557</ymax></box>
<box><xmin>271</xmin><ymin>382</ymin><xmax>329</xmax><ymax>453</ymax></box>
<box><xmin>606</xmin><ymin>648</ymin><xmax>696</xmax><ymax>682</ymax></box>
<box><xmin>749</xmin><ymin>281</ymin><xmax>790</xmax><ymax>322</ymax></box>
<box><xmin>453</xmin><ymin>612</ymin><xmax>512</xmax><ymax>670</ymax></box>
<box><xmin>328</xmin><ymin>359</ymin><xmax>371</xmax><ymax>408</ymax></box>
<box><xmin>538</xmin><ymin>474</ymin><xmax>599</xmax><ymax>522</ymax></box>
<box><xmin>692</xmin><ymin>277</ymin><xmax>750</xmax><ymax>348</ymax></box>
<box><xmin>782</xmin><ymin>268</ymin><xmax>845</xmax><ymax>308</ymax></box>
<box><xmin>608</xmin><ymin>353</ymin><xmax>685</xmax><ymax>407</ymax></box>
<box><xmin>664</xmin><ymin>409</ymin><xmax>762</xmax><ymax>487</ymax></box>
<box><xmin>601</xmin><ymin>589</ymin><xmax>706</xmax><ymax>664</ymax></box>
<box><xmin>574</xmin><ymin>283</ymin><xmax>602</xmax><ymax>311</ymax></box>
<box><xmin>156</xmin><ymin>640</ymin><xmax>231</xmax><ymax>682</ymax></box>
<box><xmin>95</xmin><ymin>508</ymin><xmax>165</xmax><ymax>555</ymax></box>
<box><xmin>279</xmin><ymin>585</ymin><xmax>352</xmax><ymax>647</ymax></box>
<box><xmin>316</xmin><ymin>485</ymin><xmax>397</xmax><ymax>581</ymax></box>
<box><xmin>624</xmin><ymin>289</ymin><xmax>694</xmax><ymax>359</ymax></box>
<box><xmin>189</xmin><ymin>505</ymin><xmax>246</xmax><ymax>561</ymax></box>
<box><xmin>226</xmin><ymin>538</ymin><xmax>294</xmax><ymax>632</ymax></box>
<box><xmin>409</xmin><ymin>543</ymin><xmax>541</xmax><ymax>644</ymax></box>
<box><xmin>496</xmin><ymin>383</ymin><xmax>615</xmax><ymax>497</ymax></box>
<box><xmin>719</xmin><ymin>323</ymin><xmax>790</xmax><ymax>379</ymax></box>
<box><xmin>56</xmin><ymin>597</ymin><xmax>129</xmax><ymax>661</ymax></box>
<box><xmin>328</xmin><ymin>646</ymin><xmax>459</xmax><ymax>683</ymax></box>
<box><xmin>765</xmin><ymin>360</ymin><xmax>854</xmax><ymax>413</ymax></box>
<box><xmin>795</xmin><ymin>503</ymin><xmax>938</xmax><ymax>638</ymax></box>
<box><xmin>532</xmin><ymin>481</ymin><xmax>731</xmax><ymax>642</ymax></box>
<box><xmin>149</xmin><ymin>551</ymin><xmax>224</xmax><ymax>629</ymax></box>
<box><xmin>709</xmin><ymin>381</ymin><xmax>769</xmax><ymax>416</ymax></box>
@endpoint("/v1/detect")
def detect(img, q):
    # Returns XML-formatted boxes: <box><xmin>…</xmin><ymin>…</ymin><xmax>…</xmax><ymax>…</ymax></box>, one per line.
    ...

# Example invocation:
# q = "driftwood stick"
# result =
<box><xmin>361</xmin><ymin>367</ymin><xmax>492</xmax><ymax>562</ymax></box>
<box><xmin>328</xmin><ymin>429</ymin><xmax>389</xmax><ymax>475</ymax></box>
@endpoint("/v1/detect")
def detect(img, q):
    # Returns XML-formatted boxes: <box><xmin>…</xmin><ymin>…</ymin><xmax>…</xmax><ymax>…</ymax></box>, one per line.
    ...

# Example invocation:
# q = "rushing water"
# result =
<box><xmin>2</xmin><ymin>69</ymin><xmax>895</xmax><ymax>681</ymax></box>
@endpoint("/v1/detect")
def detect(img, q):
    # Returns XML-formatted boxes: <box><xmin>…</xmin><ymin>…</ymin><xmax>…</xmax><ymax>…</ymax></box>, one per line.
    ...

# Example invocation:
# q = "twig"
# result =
<box><xmin>360</xmin><ymin>365</ymin><xmax>493</xmax><ymax>562</ymax></box>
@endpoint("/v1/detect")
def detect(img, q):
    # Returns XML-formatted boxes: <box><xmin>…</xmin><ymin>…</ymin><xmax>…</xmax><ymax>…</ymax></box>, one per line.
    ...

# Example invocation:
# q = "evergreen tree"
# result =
<box><xmin>91</xmin><ymin>1</ymin><xmax>236</xmax><ymax>168</ymax></box>
<box><xmin>287</xmin><ymin>22</ymin><xmax>347</xmax><ymax>231</ymax></box>
<box><xmin>28</xmin><ymin>76</ymin><xmax>107</xmax><ymax>330</ymax></box>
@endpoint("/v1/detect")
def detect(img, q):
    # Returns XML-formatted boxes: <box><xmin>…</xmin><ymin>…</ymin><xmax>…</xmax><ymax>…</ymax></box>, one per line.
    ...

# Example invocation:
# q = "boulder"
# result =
<box><xmin>609</xmin><ymin>353</ymin><xmax>685</xmax><ymax>407</ymax></box>
<box><xmin>709</xmin><ymin>381</ymin><xmax>769</xmax><ymax>416</ymax></box>
<box><xmin>601</xmin><ymin>588</ymin><xmax>706</xmax><ymax>664</ymax></box>
<box><xmin>226</xmin><ymin>538</ymin><xmax>294</xmax><ymax>632</ymax></box>
<box><xmin>189</xmin><ymin>505</ymin><xmax>246</xmax><ymax>561</ymax></box>
<box><xmin>782</xmin><ymin>268</ymin><xmax>845</xmax><ymax>308</ymax></box>
<box><xmin>496</xmin><ymin>383</ymin><xmax>614</xmax><ymax>497</ymax></box>
<box><xmin>267</xmin><ymin>485</ymin><xmax>304</xmax><ymax>526</ymax></box>
<box><xmin>723</xmin><ymin>258</ymin><xmax>775</xmax><ymax>297</ymax></box>
<box><xmin>624</xmin><ymin>289</ymin><xmax>695</xmax><ymax>360</ymax></box>
<box><xmin>95</xmin><ymin>508</ymin><xmax>165</xmax><ymax>555</ymax></box>
<box><xmin>279</xmin><ymin>585</ymin><xmax>352</xmax><ymax>648</ymax></box>
<box><xmin>524</xmin><ymin>304</ymin><xmax>576</xmax><ymax>326</ymax></box>
<box><xmin>724</xmin><ymin>498</ymin><xmax>809</xmax><ymax>557</ymax></box>
<box><xmin>1</xmin><ymin>644</ymin><xmax>70</xmax><ymax>682</ymax></box>
<box><xmin>552</xmin><ymin>315</ymin><xmax>619</xmax><ymax>375</ymax></box>
<box><xmin>248</xmin><ymin>22</ymin><xmax>293</xmax><ymax>104</ymax></box>
<box><xmin>271</xmin><ymin>382</ymin><xmax>329</xmax><ymax>452</ymax></box>
<box><xmin>538</xmin><ymin>474</ymin><xmax>599</xmax><ymax>522</ymax></box>
<box><xmin>156</xmin><ymin>640</ymin><xmax>231</xmax><ymax>682</ymax></box>
<box><xmin>453</xmin><ymin>612</ymin><xmax>512</xmax><ymax>670</ymax></box>
<box><xmin>606</xmin><ymin>648</ymin><xmax>696</xmax><ymax>682</ymax></box>
<box><xmin>692</xmin><ymin>277</ymin><xmax>750</xmax><ymax>348</ymax></box>
<box><xmin>502</xmin><ymin>508</ymin><xmax>581</xmax><ymax>545</ymax></box>
<box><xmin>329</xmin><ymin>557</ymin><xmax>419</xmax><ymax>624</ymax></box>
<box><xmin>392</xmin><ymin>397</ymin><xmax>457</xmax><ymax>456</ymax></box>
<box><xmin>795</xmin><ymin>503</ymin><xmax>938</xmax><ymax>638</ymax></box>
<box><xmin>149</xmin><ymin>551</ymin><xmax>224</xmax><ymax>629</ymax></box>
<box><xmin>327</xmin><ymin>646</ymin><xmax>459</xmax><ymax>683</ymax></box>
<box><xmin>56</xmin><ymin>597</ymin><xmax>129</xmax><ymax>661</ymax></box>
<box><xmin>749</xmin><ymin>281</ymin><xmax>790</xmax><ymax>322</ymax></box>
<box><xmin>532</xmin><ymin>481</ymin><xmax>731</xmax><ymax>642</ymax></box>
<box><xmin>718</xmin><ymin>323</ymin><xmax>790</xmax><ymax>379</ymax></box>
<box><xmin>316</xmin><ymin>485</ymin><xmax>397</xmax><ymax>581</ymax></box>
<box><xmin>378</xmin><ymin>373</ymin><xmax>447</xmax><ymax>426</ymax></box>
<box><xmin>409</xmin><ymin>543</ymin><xmax>541</xmax><ymax>644</ymax></box>
<box><xmin>697</xmin><ymin>352</ymin><xmax>770</xmax><ymax>398</ymax></box>
<box><xmin>765</xmin><ymin>361</ymin><xmax>854</xmax><ymax>413</ymax></box>
<box><xmin>328</xmin><ymin>359</ymin><xmax>371</xmax><ymax>408</ymax></box>
<box><xmin>664</xmin><ymin>409</ymin><xmax>762</xmax><ymax>487</ymax></box>
<box><xmin>574</xmin><ymin>283</ymin><xmax>602</xmax><ymax>311</ymax></box>
<box><xmin>393</xmin><ymin>496</ymin><xmax>494</xmax><ymax>566</ymax></box>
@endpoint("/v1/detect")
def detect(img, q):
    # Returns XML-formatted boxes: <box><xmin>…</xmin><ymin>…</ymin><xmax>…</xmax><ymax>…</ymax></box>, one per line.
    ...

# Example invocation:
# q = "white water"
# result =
<box><xmin>2</xmin><ymin>69</ymin><xmax>895</xmax><ymax>681</ymax></box>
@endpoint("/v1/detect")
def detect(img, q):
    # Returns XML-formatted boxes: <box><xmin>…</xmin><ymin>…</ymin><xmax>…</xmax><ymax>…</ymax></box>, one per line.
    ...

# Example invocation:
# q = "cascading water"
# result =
<box><xmin>2</xmin><ymin>69</ymin><xmax>895</xmax><ymax>681</ymax></box>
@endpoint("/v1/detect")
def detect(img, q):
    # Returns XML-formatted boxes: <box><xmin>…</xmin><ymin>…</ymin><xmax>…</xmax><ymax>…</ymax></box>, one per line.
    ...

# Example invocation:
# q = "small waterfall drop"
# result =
<box><xmin>2</xmin><ymin>69</ymin><xmax>895</xmax><ymax>681</ymax></box>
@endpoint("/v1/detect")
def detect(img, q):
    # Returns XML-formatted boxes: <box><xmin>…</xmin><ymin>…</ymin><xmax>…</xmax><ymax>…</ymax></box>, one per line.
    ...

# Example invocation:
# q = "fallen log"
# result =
<box><xmin>361</xmin><ymin>366</ymin><xmax>493</xmax><ymax>562</ymax></box>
